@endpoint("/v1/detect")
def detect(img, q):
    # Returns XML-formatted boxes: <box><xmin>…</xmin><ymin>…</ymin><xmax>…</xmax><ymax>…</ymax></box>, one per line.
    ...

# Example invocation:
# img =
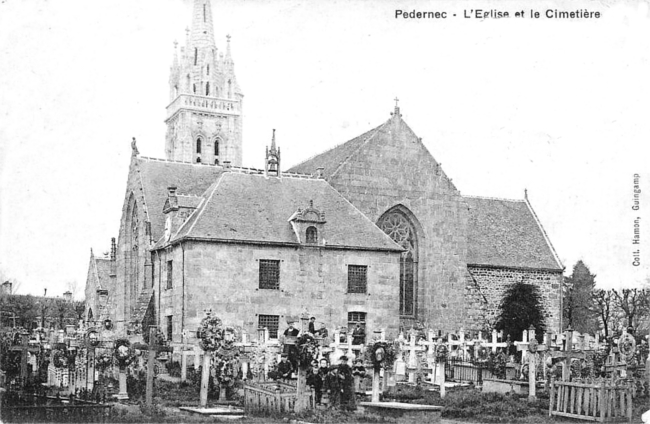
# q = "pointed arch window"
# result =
<box><xmin>194</xmin><ymin>48</ymin><xmax>198</xmax><ymax>65</ymax></box>
<box><xmin>214</xmin><ymin>139</ymin><xmax>220</xmax><ymax>156</ymax></box>
<box><xmin>377</xmin><ymin>208</ymin><xmax>418</xmax><ymax>317</ymax></box>
<box><xmin>205</xmin><ymin>82</ymin><xmax>210</xmax><ymax>96</ymax></box>
<box><xmin>193</xmin><ymin>83</ymin><xmax>196</xmax><ymax>94</ymax></box>
<box><xmin>196</xmin><ymin>137</ymin><xmax>202</xmax><ymax>154</ymax></box>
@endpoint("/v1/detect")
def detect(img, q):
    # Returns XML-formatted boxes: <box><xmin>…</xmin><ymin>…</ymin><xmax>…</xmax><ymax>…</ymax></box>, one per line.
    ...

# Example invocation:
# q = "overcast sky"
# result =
<box><xmin>1</xmin><ymin>0</ymin><xmax>649</xmax><ymax>299</ymax></box>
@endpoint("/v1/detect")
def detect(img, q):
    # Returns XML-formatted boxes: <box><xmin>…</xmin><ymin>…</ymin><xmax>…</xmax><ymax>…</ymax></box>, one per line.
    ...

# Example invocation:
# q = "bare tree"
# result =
<box><xmin>611</xmin><ymin>288</ymin><xmax>650</xmax><ymax>333</ymax></box>
<box><xmin>592</xmin><ymin>289</ymin><xmax>614</xmax><ymax>338</ymax></box>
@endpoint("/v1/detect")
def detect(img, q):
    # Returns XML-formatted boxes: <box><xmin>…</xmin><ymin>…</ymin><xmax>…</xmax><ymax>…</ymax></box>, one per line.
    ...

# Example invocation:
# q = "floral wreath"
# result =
<box><xmin>365</xmin><ymin>341</ymin><xmax>397</xmax><ymax>369</ymax></box>
<box><xmin>435</xmin><ymin>344</ymin><xmax>448</xmax><ymax>362</ymax></box>
<box><xmin>52</xmin><ymin>349</ymin><xmax>67</xmax><ymax>369</ymax></box>
<box><xmin>296</xmin><ymin>333</ymin><xmax>320</xmax><ymax>369</ymax></box>
<box><xmin>619</xmin><ymin>333</ymin><xmax>636</xmax><ymax>361</ymax></box>
<box><xmin>95</xmin><ymin>353</ymin><xmax>113</xmax><ymax>371</ymax></box>
<box><xmin>114</xmin><ymin>338</ymin><xmax>135</xmax><ymax>366</ymax></box>
<box><xmin>475</xmin><ymin>343</ymin><xmax>490</xmax><ymax>361</ymax></box>
<box><xmin>198</xmin><ymin>313</ymin><xmax>224</xmax><ymax>352</ymax></box>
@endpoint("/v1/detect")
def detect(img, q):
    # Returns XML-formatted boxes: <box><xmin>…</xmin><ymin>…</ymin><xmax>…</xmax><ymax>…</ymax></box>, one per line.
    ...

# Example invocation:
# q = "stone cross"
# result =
<box><xmin>370</xmin><ymin>329</ymin><xmax>386</xmax><ymax>403</ymax></box>
<box><xmin>9</xmin><ymin>334</ymin><xmax>39</xmax><ymax>387</ymax></box>
<box><xmin>144</xmin><ymin>327</ymin><xmax>172</xmax><ymax>407</ymax></box>
<box><xmin>482</xmin><ymin>329</ymin><xmax>508</xmax><ymax>353</ymax></box>
<box><xmin>403</xmin><ymin>332</ymin><xmax>425</xmax><ymax>383</ymax></box>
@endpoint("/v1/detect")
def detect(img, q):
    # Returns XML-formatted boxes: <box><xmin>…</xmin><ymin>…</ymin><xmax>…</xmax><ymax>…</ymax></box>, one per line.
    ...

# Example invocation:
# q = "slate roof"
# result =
<box><xmin>464</xmin><ymin>196</ymin><xmax>562</xmax><ymax>271</ymax></box>
<box><xmin>136</xmin><ymin>157</ymin><xmax>224</xmax><ymax>240</ymax></box>
<box><xmin>167</xmin><ymin>172</ymin><xmax>403</xmax><ymax>252</ymax></box>
<box><xmin>93</xmin><ymin>257</ymin><xmax>113</xmax><ymax>291</ymax></box>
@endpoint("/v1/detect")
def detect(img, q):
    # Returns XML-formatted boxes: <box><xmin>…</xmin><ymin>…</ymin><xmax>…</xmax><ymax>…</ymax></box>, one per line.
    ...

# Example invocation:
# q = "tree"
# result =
<box><xmin>592</xmin><ymin>289</ymin><xmax>614</xmax><ymax>338</ymax></box>
<box><xmin>563</xmin><ymin>261</ymin><xmax>598</xmax><ymax>333</ymax></box>
<box><xmin>611</xmin><ymin>288</ymin><xmax>650</xmax><ymax>333</ymax></box>
<box><xmin>496</xmin><ymin>281</ymin><xmax>546</xmax><ymax>342</ymax></box>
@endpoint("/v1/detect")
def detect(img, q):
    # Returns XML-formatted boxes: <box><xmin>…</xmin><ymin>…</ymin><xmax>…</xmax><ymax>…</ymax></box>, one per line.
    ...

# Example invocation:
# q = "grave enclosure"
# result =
<box><xmin>2</xmin><ymin>320</ymin><xmax>647</xmax><ymax>423</ymax></box>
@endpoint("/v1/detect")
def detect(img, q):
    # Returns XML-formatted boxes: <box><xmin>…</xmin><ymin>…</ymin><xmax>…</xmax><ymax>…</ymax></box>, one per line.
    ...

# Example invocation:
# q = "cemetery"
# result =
<box><xmin>1</xmin><ymin>307</ymin><xmax>649</xmax><ymax>423</ymax></box>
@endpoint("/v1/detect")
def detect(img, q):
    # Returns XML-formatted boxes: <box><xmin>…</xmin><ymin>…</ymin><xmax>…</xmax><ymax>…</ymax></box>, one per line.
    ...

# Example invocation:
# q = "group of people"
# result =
<box><xmin>271</xmin><ymin>317</ymin><xmax>370</xmax><ymax>409</ymax></box>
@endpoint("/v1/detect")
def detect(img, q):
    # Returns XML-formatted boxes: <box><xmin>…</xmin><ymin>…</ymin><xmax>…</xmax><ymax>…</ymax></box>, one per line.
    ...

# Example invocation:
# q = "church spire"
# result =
<box><xmin>190</xmin><ymin>0</ymin><xmax>216</xmax><ymax>50</ymax></box>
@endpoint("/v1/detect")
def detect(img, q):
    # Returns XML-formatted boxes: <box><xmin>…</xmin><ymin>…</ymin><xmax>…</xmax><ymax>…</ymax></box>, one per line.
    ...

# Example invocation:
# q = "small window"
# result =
<box><xmin>348</xmin><ymin>311</ymin><xmax>366</xmax><ymax>328</ymax></box>
<box><xmin>196</xmin><ymin>138</ymin><xmax>202</xmax><ymax>154</ymax></box>
<box><xmin>258</xmin><ymin>314</ymin><xmax>279</xmax><ymax>339</ymax></box>
<box><xmin>347</xmin><ymin>265</ymin><xmax>367</xmax><ymax>294</ymax></box>
<box><xmin>166</xmin><ymin>316</ymin><xmax>173</xmax><ymax>342</ymax></box>
<box><xmin>214</xmin><ymin>158</ymin><xmax>219</xmax><ymax>165</ymax></box>
<box><xmin>196</xmin><ymin>157</ymin><xmax>201</xmax><ymax>163</ymax></box>
<box><xmin>306</xmin><ymin>226</ymin><xmax>317</xmax><ymax>244</ymax></box>
<box><xmin>214</xmin><ymin>140</ymin><xmax>219</xmax><ymax>156</ymax></box>
<box><xmin>166</xmin><ymin>260</ymin><xmax>173</xmax><ymax>289</ymax></box>
<box><xmin>205</xmin><ymin>82</ymin><xmax>210</xmax><ymax>96</ymax></box>
<box><xmin>259</xmin><ymin>259</ymin><xmax>280</xmax><ymax>290</ymax></box>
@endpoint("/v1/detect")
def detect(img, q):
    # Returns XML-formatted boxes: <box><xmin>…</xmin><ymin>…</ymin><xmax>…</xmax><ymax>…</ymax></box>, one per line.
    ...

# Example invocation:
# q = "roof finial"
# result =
<box><xmin>392</xmin><ymin>97</ymin><xmax>401</xmax><ymax>118</ymax></box>
<box><xmin>524</xmin><ymin>188</ymin><xmax>528</xmax><ymax>200</ymax></box>
<box><xmin>271</xmin><ymin>129</ymin><xmax>276</xmax><ymax>151</ymax></box>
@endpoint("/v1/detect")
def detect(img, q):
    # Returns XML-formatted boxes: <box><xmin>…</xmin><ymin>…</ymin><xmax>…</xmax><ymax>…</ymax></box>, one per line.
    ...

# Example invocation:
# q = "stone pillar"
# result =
<box><xmin>116</xmin><ymin>366</ymin><xmax>128</xmax><ymax>400</ymax></box>
<box><xmin>372</xmin><ymin>368</ymin><xmax>380</xmax><ymax>402</ymax></box>
<box><xmin>199</xmin><ymin>353</ymin><xmax>211</xmax><ymax>408</ymax></box>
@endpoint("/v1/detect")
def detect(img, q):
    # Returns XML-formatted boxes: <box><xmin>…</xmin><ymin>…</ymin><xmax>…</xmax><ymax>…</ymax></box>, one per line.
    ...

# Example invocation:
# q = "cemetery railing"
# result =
<box><xmin>549</xmin><ymin>379</ymin><xmax>633</xmax><ymax>423</ymax></box>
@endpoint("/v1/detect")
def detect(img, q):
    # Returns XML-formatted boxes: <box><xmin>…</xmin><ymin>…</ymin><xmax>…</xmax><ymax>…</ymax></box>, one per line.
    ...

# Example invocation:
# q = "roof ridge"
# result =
<box><xmin>329</xmin><ymin>120</ymin><xmax>390</xmax><ymax>179</ymax></box>
<box><xmin>463</xmin><ymin>194</ymin><xmax>526</xmax><ymax>203</ymax></box>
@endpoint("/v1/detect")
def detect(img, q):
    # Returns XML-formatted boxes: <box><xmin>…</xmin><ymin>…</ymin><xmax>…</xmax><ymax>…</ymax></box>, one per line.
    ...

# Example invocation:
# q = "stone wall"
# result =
<box><xmin>326</xmin><ymin>115</ymin><xmax>469</xmax><ymax>332</ymax></box>
<box><xmin>152</xmin><ymin>241</ymin><xmax>401</xmax><ymax>344</ymax></box>
<box><xmin>465</xmin><ymin>265</ymin><xmax>563</xmax><ymax>334</ymax></box>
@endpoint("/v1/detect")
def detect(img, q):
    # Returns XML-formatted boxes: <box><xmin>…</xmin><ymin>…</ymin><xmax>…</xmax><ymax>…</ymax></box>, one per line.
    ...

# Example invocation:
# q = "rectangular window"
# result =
<box><xmin>347</xmin><ymin>265</ymin><xmax>367</xmax><ymax>294</ymax></box>
<box><xmin>166</xmin><ymin>260</ymin><xmax>173</xmax><ymax>289</ymax></box>
<box><xmin>258</xmin><ymin>314</ymin><xmax>279</xmax><ymax>339</ymax></box>
<box><xmin>166</xmin><ymin>315</ymin><xmax>173</xmax><ymax>342</ymax></box>
<box><xmin>259</xmin><ymin>259</ymin><xmax>280</xmax><ymax>290</ymax></box>
<box><xmin>348</xmin><ymin>311</ymin><xmax>367</xmax><ymax>331</ymax></box>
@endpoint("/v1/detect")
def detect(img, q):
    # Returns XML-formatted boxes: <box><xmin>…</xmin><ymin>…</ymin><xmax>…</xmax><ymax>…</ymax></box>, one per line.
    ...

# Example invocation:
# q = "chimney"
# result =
<box><xmin>2</xmin><ymin>281</ymin><xmax>12</xmax><ymax>295</ymax></box>
<box><xmin>316</xmin><ymin>167</ymin><xmax>324</xmax><ymax>179</ymax></box>
<box><xmin>63</xmin><ymin>291</ymin><xmax>72</xmax><ymax>302</ymax></box>
<box><xmin>109</xmin><ymin>237</ymin><xmax>117</xmax><ymax>277</ymax></box>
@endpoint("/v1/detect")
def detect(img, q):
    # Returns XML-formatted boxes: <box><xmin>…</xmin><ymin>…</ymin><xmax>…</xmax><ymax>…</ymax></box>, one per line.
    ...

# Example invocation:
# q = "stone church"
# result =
<box><xmin>85</xmin><ymin>0</ymin><xmax>563</xmax><ymax>345</ymax></box>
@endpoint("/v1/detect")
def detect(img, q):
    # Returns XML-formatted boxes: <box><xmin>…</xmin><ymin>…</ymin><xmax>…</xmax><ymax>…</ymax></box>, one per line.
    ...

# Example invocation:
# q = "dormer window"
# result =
<box><xmin>306</xmin><ymin>226</ymin><xmax>317</xmax><ymax>244</ymax></box>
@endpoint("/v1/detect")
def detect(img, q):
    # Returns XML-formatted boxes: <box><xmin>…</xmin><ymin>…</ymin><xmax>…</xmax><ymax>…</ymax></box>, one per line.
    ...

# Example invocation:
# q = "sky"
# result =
<box><xmin>1</xmin><ymin>0</ymin><xmax>649</xmax><ymax>299</ymax></box>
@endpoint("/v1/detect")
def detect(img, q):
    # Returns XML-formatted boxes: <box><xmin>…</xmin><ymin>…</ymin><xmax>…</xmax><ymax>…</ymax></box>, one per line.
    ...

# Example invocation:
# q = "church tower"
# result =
<box><xmin>165</xmin><ymin>0</ymin><xmax>243</xmax><ymax>166</ymax></box>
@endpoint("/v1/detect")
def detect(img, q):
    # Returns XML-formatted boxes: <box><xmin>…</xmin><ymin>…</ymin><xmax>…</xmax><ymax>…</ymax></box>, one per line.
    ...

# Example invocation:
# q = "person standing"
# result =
<box><xmin>351</xmin><ymin>323</ymin><xmax>366</xmax><ymax>345</ymax></box>
<box><xmin>283</xmin><ymin>319</ymin><xmax>300</xmax><ymax>371</ymax></box>
<box><xmin>277</xmin><ymin>354</ymin><xmax>293</xmax><ymax>381</ymax></box>
<box><xmin>306</xmin><ymin>366</ymin><xmax>323</xmax><ymax>405</ymax></box>
<box><xmin>337</xmin><ymin>355</ymin><xmax>356</xmax><ymax>411</ymax></box>
<box><xmin>308</xmin><ymin>317</ymin><xmax>317</xmax><ymax>335</ymax></box>
<box><xmin>324</xmin><ymin>365</ymin><xmax>340</xmax><ymax>409</ymax></box>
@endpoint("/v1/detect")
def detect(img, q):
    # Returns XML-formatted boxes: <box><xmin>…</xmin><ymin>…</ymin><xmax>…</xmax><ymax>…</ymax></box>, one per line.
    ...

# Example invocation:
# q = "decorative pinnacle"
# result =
<box><xmin>271</xmin><ymin>129</ymin><xmax>276</xmax><ymax>150</ymax></box>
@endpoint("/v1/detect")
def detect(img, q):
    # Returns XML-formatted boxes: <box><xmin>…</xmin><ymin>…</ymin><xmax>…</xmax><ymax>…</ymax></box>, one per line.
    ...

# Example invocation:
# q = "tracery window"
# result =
<box><xmin>377</xmin><ymin>208</ymin><xmax>418</xmax><ymax>316</ymax></box>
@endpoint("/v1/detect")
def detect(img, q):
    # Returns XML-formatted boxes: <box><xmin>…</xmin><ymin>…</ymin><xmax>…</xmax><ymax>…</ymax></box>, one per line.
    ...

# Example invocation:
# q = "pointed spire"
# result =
<box><xmin>270</xmin><ymin>128</ymin><xmax>277</xmax><ymax>152</ymax></box>
<box><xmin>190</xmin><ymin>0</ymin><xmax>216</xmax><ymax>50</ymax></box>
<box><xmin>265</xmin><ymin>129</ymin><xmax>281</xmax><ymax>177</ymax></box>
